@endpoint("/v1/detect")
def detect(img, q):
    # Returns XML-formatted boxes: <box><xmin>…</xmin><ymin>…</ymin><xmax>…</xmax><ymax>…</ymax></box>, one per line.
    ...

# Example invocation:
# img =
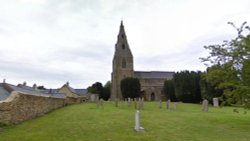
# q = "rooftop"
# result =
<box><xmin>134</xmin><ymin>71</ymin><xmax>174</xmax><ymax>79</ymax></box>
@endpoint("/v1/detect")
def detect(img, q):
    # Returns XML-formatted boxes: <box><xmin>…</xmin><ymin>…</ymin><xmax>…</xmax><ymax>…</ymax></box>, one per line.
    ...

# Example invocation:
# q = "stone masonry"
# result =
<box><xmin>0</xmin><ymin>91</ymin><xmax>65</xmax><ymax>124</ymax></box>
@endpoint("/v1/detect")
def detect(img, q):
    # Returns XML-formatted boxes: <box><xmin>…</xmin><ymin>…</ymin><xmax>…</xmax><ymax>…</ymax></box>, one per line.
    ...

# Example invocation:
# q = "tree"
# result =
<box><xmin>173</xmin><ymin>71</ymin><xmax>202</xmax><ymax>103</ymax></box>
<box><xmin>87</xmin><ymin>82</ymin><xmax>103</xmax><ymax>99</ymax></box>
<box><xmin>120</xmin><ymin>77</ymin><xmax>141</xmax><ymax>99</ymax></box>
<box><xmin>200</xmin><ymin>72</ymin><xmax>223</xmax><ymax>103</ymax></box>
<box><xmin>102</xmin><ymin>81</ymin><xmax>111</xmax><ymax>100</ymax></box>
<box><xmin>200</xmin><ymin>22</ymin><xmax>250</xmax><ymax>108</ymax></box>
<box><xmin>164</xmin><ymin>79</ymin><xmax>177</xmax><ymax>101</ymax></box>
<box><xmin>37</xmin><ymin>86</ymin><xmax>46</xmax><ymax>90</ymax></box>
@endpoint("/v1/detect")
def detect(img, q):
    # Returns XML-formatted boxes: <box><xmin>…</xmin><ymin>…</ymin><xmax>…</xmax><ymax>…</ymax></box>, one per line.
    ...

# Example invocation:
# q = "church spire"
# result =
<box><xmin>120</xmin><ymin>20</ymin><xmax>124</xmax><ymax>27</ymax></box>
<box><xmin>118</xmin><ymin>20</ymin><xmax>126</xmax><ymax>41</ymax></box>
<box><xmin>111</xmin><ymin>21</ymin><xmax>134</xmax><ymax>100</ymax></box>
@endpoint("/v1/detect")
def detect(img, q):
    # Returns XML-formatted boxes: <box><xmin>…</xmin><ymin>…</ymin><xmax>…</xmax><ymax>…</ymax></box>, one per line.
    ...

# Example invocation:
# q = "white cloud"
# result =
<box><xmin>0</xmin><ymin>0</ymin><xmax>250</xmax><ymax>88</ymax></box>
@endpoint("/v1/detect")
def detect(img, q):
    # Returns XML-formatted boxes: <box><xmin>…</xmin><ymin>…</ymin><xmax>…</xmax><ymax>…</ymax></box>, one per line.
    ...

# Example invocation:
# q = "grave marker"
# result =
<box><xmin>167</xmin><ymin>100</ymin><xmax>171</xmax><ymax>109</ymax></box>
<box><xmin>134</xmin><ymin>110</ymin><xmax>144</xmax><ymax>132</ymax></box>
<box><xmin>213</xmin><ymin>98</ymin><xmax>219</xmax><ymax>107</ymax></box>
<box><xmin>202</xmin><ymin>99</ymin><xmax>209</xmax><ymax>112</ymax></box>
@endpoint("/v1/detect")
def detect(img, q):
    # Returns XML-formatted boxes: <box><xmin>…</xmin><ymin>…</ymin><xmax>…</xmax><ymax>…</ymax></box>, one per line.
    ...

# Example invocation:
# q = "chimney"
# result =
<box><xmin>33</xmin><ymin>83</ymin><xmax>37</xmax><ymax>90</ymax></box>
<box><xmin>3</xmin><ymin>79</ymin><xmax>6</xmax><ymax>83</ymax></box>
<box><xmin>66</xmin><ymin>81</ymin><xmax>69</xmax><ymax>86</ymax></box>
<box><xmin>23</xmin><ymin>81</ymin><xmax>27</xmax><ymax>86</ymax></box>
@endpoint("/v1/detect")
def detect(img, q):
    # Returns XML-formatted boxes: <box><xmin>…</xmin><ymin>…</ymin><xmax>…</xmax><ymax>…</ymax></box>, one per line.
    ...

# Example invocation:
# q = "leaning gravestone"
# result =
<box><xmin>213</xmin><ymin>98</ymin><xmax>219</xmax><ymax>107</ymax></box>
<box><xmin>159</xmin><ymin>100</ymin><xmax>162</xmax><ymax>109</ymax></box>
<box><xmin>167</xmin><ymin>99</ymin><xmax>171</xmax><ymax>109</ymax></box>
<box><xmin>134</xmin><ymin>110</ymin><xmax>144</xmax><ymax>132</ymax></box>
<box><xmin>202</xmin><ymin>99</ymin><xmax>209</xmax><ymax>112</ymax></box>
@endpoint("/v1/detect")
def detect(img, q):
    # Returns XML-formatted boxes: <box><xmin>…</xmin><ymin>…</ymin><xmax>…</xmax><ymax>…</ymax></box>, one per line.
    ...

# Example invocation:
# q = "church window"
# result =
<box><xmin>122</xmin><ymin>44</ymin><xmax>125</xmax><ymax>49</ymax></box>
<box><xmin>122</xmin><ymin>58</ymin><xmax>126</xmax><ymax>68</ymax></box>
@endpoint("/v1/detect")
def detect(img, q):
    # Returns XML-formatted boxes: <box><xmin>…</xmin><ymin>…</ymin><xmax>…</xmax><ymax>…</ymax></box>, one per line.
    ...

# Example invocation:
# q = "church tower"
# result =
<box><xmin>111</xmin><ymin>21</ymin><xmax>134</xmax><ymax>100</ymax></box>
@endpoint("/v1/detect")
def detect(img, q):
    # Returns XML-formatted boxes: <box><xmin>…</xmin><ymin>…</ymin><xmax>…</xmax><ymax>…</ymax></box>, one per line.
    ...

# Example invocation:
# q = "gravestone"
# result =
<box><xmin>140</xmin><ymin>98</ymin><xmax>144</xmax><ymax>110</ymax></box>
<box><xmin>167</xmin><ymin>100</ymin><xmax>171</xmax><ymax>109</ymax></box>
<box><xmin>128</xmin><ymin>98</ymin><xmax>131</xmax><ymax>107</ymax></box>
<box><xmin>134</xmin><ymin>110</ymin><xmax>144</xmax><ymax>132</ymax></box>
<box><xmin>173</xmin><ymin>102</ymin><xmax>177</xmax><ymax>110</ymax></box>
<box><xmin>138</xmin><ymin>98</ymin><xmax>141</xmax><ymax>110</ymax></box>
<box><xmin>134</xmin><ymin>98</ymin><xmax>138</xmax><ymax>109</ymax></box>
<box><xmin>96</xmin><ymin>96</ymin><xmax>100</xmax><ymax>108</ymax></box>
<box><xmin>100</xmin><ymin>99</ymin><xmax>104</xmax><ymax>109</ymax></box>
<box><xmin>202</xmin><ymin>99</ymin><xmax>209</xmax><ymax>112</ymax></box>
<box><xmin>159</xmin><ymin>100</ymin><xmax>162</xmax><ymax>109</ymax></box>
<box><xmin>213</xmin><ymin>98</ymin><xmax>219</xmax><ymax>107</ymax></box>
<box><xmin>138</xmin><ymin>98</ymin><xmax>144</xmax><ymax>110</ymax></box>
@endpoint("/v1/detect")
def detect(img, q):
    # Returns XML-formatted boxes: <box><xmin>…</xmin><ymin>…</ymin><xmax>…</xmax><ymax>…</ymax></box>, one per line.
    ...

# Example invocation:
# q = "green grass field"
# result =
<box><xmin>0</xmin><ymin>102</ymin><xmax>249</xmax><ymax>141</ymax></box>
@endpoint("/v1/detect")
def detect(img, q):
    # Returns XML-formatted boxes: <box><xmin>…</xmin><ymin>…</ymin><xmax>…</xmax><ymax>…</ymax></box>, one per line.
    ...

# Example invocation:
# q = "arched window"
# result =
<box><xmin>122</xmin><ymin>58</ymin><xmax>126</xmax><ymax>68</ymax></box>
<box><xmin>122</xmin><ymin>44</ymin><xmax>125</xmax><ymax>49</ymax></box>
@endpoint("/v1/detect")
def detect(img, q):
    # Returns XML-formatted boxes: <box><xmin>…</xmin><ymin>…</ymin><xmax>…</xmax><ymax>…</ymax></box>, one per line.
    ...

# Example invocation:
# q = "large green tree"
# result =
<box><xmin>173</xmin><ymin>71</ymin><xmax>202</xmax><ymax>103</ymax></box>
<box><xmin>120</xmin><ymin>77</ymin><xmax>141</xmax><ymax>99</ymax></box>
<box><xmin>102</xmin><ymin>81</ymin><xmax>111</xmax><ymax>100</ymax></box>
<box><xmin>87</xmin><ymin>82</ymin><xmax>103</xmax><ymax>99</ymax></box>
<box><xmin>164</xmin><ymin>79</ymin><xmax>177</xmax><ymax>101</ymax></box>
<box><xmin>201</xmin><ymin>22</ymin><xmax>250</xmax><ymax>108</ymax></box>
<box><xmin>200</xmin><ymin>72</ymin><xmax>223</xmax><ymax>103</ymax></box>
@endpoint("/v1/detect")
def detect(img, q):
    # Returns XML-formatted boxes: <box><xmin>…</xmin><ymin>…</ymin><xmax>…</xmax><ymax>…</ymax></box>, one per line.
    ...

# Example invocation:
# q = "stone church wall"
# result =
<box><xmin>139</xmin><ymin>78</ymin><xmax>166</xmax><ymax>101</ymax></box>
<box><xmin>0</xmin><ymin>91</ymin><xmax>65</xmax><ymax>124</ymax></box>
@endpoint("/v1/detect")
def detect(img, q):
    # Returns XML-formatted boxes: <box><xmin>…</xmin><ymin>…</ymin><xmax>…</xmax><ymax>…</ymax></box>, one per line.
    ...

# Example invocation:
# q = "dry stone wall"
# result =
<box><xmin>0</xmin><ymin>91</ymin><xmax>65</xmax><ymax>124</ymax></box>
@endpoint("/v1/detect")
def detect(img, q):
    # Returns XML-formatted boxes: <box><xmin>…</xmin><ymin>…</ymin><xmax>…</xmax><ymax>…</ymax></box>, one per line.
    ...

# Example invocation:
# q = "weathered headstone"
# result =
<box><xmin>134</xmin><ymin>98</ymin><xmax>137</xmax><ymax>109</ymax></box>
<box><xmin>128</xmin><ymin>97</ymin><xmax>131</xmax><ymax>107</ymax></box>
<box><xmin>96</xmin><ymin>96</ymin><xmax>100</xmax><ymax>108</ymax></box>
<box><xmin>141</xmin><ymin>97</ymin><xmax>144</xmax><ymax>110</ymax></box>
<box><xmin>159</xmin><ymin>100</ymin><xmax>162</xmax><ymax>109</ymax></box>
<box><xmin>173</xmin><ymin>102</ymin><xmax>177</xmax><ymax>110</ymax></box>
<box><xmin>100</xmin><ymin>99</ymin><xmax>104</xmax><ymax>109</ymax></box>
<box><xmin>134</xmin><ymin>110</ymin><xmax>144</xmax><ymax>132</ymax></box>
<box><xmin>138</xmin><ymin>98</ymin><xmax>141</xmax><ymax>110</ymax></box>
<box><xmin>167</xmin><ymin>99</ymin><xmax>171</xmax><ymax>109</ymax></box>
<box><xmin>213</xmin><ymin>98</ymin><xmax>219</xmax><ymax>107</ymax></box>
<box><xmin>138</xmin><ymin>98</ymin><xmax>144</xmax><ymax>110</ymax></box>
<box><xmin>202</xmin><ymin>99</ymin><xmax>209</xmax><ymax>112</ymax></box>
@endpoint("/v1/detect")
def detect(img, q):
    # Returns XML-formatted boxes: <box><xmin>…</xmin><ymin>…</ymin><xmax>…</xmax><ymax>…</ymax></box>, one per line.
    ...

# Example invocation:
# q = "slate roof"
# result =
<box><xmin>0</xmin><ymin>85</ymin><xmax>10</xmax><ymax>101</ymax></box>
<box><xmin>0</xmin><ymin>83</ymin><xmax>65</xmax><ymax>101</ymax></box>
<box><xmin>41</xmin><ymin>84</ymin><xmax>88</xmax><ymax>97</ymax></box>
<box><xmin>74</xmin><ymin>89</ymin><xmax>88</xmax><ymax>96</ymax></box>
<box><xmin>134</xmin><ymin>71</ymin><xmax>174</xmax><ymax>79</ymax></box>
<box><xmin>65</xmin><ymin>85</ymin><xmax>88</xmax><ymax>96</ymax></box>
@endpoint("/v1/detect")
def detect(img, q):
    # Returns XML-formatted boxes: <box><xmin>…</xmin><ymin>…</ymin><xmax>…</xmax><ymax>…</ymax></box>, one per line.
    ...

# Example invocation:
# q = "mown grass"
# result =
<box><xmin>0</xmin><ymin>102</ymin><xmax>249</xmax><ymax>141</ymax></box>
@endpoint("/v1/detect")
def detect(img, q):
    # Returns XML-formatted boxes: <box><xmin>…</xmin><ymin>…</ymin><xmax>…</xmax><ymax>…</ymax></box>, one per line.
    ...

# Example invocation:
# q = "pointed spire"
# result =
<box><xmin>120</xmin><ymin>20</ymin><xmax>124</xmax><ymax>27</ymax></box>
<box><xmin>118</xmin><ymin>20</ymin><xmax>126</xmax><ymax>40</ymax></box>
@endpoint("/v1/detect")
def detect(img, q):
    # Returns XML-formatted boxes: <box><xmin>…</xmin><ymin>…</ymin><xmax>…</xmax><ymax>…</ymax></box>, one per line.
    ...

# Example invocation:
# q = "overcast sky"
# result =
<box><xmin>0</xmin><ymin>0</ymin><xmax>249</xmax><ymax>88</ymax></box>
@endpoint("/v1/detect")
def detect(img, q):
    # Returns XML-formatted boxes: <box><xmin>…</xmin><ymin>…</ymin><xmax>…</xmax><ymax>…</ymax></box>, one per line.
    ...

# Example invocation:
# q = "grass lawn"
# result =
<box><xmin>0</xmin><ymin>102</ymin><xmax>249</xmax><ymax>141</ymax></box>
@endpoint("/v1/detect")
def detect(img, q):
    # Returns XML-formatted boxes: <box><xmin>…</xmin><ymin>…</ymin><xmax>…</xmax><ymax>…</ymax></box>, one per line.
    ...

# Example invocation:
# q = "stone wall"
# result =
<box><xmin>139</xmin><ymin>78</ymin><xmax>166</xmax><ymax>101</ymax></box>
<box><xmin>0</xmin><ymin>91</ymin><xmax>65</xmax><ymax>124</ymax></box>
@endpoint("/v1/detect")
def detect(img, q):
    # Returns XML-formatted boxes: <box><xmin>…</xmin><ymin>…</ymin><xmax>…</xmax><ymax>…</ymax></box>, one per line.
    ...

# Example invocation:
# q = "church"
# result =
<box><xmin>111</xmin><ymin>21</ymin><xmax>174</xmax><ymax>101</ymax></box>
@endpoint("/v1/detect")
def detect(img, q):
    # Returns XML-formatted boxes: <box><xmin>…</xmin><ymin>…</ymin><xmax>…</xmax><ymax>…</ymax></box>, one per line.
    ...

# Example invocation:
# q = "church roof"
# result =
<box><xmin>134</xmin><ymin>71</ymin><xmax>174</xmax><ymax>79</ymax></box>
